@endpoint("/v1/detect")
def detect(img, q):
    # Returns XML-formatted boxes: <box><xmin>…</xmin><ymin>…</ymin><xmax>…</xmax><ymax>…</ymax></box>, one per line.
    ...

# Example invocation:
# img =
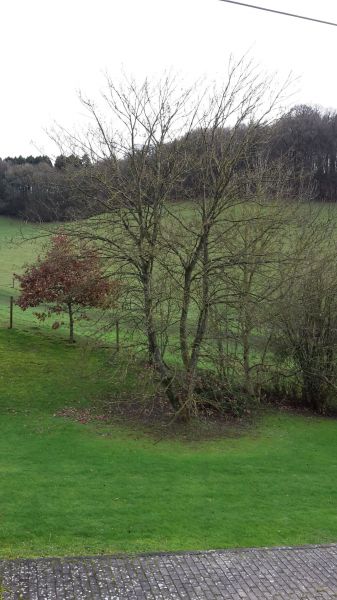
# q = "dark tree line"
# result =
<box><xmin>168</xmin><ymin>105</ymin><xmax>337</xmax><ymax>203</ymax></box>
<box><xmin>1</xmin><ymin>104</ymin><xmax>337</xmax><ymax>222</ymax></box>
<box><xmin>271</xmin><ymin>105</ymin><xmax>337</xmax><ymax>201</ymax></box>
<box><xmin>0</xmin><ymin>154</ymin><xmax>91</xmax><ymax>221</ymax></box>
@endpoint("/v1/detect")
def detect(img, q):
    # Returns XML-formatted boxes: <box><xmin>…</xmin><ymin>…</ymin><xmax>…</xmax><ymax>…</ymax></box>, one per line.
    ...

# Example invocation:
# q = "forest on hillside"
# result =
<box><xmin>1</xmin><ymin>104</ymin><xmax>337</xmax><ymax>222</ymax></box>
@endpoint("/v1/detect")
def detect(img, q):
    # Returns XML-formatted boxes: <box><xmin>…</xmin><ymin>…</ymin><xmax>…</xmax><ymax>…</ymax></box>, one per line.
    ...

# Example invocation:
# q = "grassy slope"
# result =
<box><xmin>0</xmin><ymin>217</ymin><xmax>46</xmax><ymax>329</ymax></box>
<box><xmin>1</xmin><ymin>327</ymin><xmax>337</xmax><ymax>557</ymax></box>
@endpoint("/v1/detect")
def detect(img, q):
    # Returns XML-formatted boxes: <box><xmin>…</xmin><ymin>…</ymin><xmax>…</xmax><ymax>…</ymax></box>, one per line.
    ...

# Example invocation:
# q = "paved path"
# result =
<box><xmin>1</xmin><ymin>545</ymin><xmax>337</xmax><ymax>599</ymax></box>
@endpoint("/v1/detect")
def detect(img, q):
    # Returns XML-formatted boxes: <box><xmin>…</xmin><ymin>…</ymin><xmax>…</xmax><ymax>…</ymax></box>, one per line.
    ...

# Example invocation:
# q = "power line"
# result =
<box><xmin>218</xmin><ymin>0</ymin><xmax>337</xmax><ymax>27</ymax></box>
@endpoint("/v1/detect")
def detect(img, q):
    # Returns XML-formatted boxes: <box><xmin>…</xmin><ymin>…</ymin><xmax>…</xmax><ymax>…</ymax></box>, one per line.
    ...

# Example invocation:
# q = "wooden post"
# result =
<box><xmin>116</xmin><ymin>319</ymin><xmax>120</xmax><ymax>352</ymax></box>
<box><xmin>12</xmin><ymin>276</ymin><xmax>15</xmax><ymax>288</ymax></box>
<box><xmin>9</xmin><ymin>296</ymin><xmax>13</xmax><ymax>329</ymax></box>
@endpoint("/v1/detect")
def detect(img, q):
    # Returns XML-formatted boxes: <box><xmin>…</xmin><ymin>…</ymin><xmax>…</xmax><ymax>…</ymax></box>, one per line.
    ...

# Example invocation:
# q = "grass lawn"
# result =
<box><xmin>1</xmin><ymin>327</ymin><xmax>337</xmax><ymax>558</ymax></box>
<box><xmin>1</xmin><ymin>213</ymin><xmax>337</xmax><ymax>559</ymax></box>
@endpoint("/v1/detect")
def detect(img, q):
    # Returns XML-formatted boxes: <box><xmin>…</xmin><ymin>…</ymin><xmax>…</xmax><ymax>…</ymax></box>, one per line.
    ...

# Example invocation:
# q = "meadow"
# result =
<box><xmin>1</xmin><ymin>214</ymin><xmax>337</xmax><ymax>558</ymax></box>
<box><xmin>0</xmin><ymin>218</ymin><xmax>45</xmax><ymax>329</ymax></box>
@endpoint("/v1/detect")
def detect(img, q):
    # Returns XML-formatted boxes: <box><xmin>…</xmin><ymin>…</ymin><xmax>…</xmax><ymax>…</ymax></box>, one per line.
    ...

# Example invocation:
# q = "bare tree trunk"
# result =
<box><xmin>177</xmin><ymin>227</ymin><xmax>211</xmax><ymax>419</ymax></box>
<box><xmin>242</xmin><ymin>325</ymin><xmax>253</xmax><ymax>395</ymax></box>
<box><xmin>68</xmin><ymin>302</ymin><xmax>75</xmax><ymax>343</ymax></box>
<box><xmin>179</xmin><ymin>267</ymin><xmax>193</xmax><ymax>370</ymax></box>
<box><xmin>142</xmin><ymin>263</ymin><xmax>182</xmax><ymax>412</ymax></box>
<box><xmin>142</xmin><ymin>264</ymin><xmax>158</xmax><ymax>364</ymax></box>
<box><xmin>241</xmin><ymin>259</ymin><xmax>253</xmax><ymax>395</ymax></box>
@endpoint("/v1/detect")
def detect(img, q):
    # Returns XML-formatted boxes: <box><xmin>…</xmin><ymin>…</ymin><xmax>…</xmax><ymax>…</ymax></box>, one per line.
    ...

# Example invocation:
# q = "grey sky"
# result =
<box><xmin>1</xmin><ymin>0</ymin><xmax>336</xmax><ymax>157</ymax></box>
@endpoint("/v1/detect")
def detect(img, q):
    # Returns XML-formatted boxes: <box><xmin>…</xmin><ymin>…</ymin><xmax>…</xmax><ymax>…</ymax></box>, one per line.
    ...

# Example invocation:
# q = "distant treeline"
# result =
<box><xmin>1</xmin><ymin>104</ymin><xmax>337</xmax><ymax>222</ymax></box>
<box><xmin>272</xmin><ymin>105</ymin><xmax>337</xmax><ymax>202</ymax></box>
<box><xmin>0</xmin><ymin>154</ymin><xmax>91</xmax><ymax>222</ymax></box>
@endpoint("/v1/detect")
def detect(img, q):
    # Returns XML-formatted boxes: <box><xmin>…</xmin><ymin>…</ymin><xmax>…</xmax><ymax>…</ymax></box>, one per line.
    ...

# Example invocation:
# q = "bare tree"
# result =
<box><xmin>272</xmin><ymin>212</ymin><xmax>337</xmax><ymax>413</ymax></box>
<box><xmin>158</xmin><ymin>61</ymin><xmax>292</xmax><ymax>418</ymax></box>
<box><xmin>52</xmin><ymin>59</ymin><xmax>293</xmax><ymax>419</ymax></box>
<box><xmin>52</xmin><ymin>74</ymin><xmax>201</xmax><ymax>410</ymax></box>
<box><xmin>207</xmin><ymin>153</ymin><xmax>306</xmax><ymax>397</ymax></box>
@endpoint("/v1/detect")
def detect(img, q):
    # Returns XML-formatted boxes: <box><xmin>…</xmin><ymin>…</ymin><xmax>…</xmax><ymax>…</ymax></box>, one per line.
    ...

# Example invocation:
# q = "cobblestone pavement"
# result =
<box><xmin>1</xmin><ymin>544</ymin><xmax>337</xmax><ymax>599</ymax></box>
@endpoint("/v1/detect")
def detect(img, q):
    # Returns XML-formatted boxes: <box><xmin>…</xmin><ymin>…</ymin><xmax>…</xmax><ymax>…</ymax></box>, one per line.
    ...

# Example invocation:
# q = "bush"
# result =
<box><xmin>275</xmin><ymin>259</ymin><xmax>337</xmax><ymax>414</ymax></box>
<box><xmin>193</xmin><ymin>371</ymin><xmax>255</xmax><ymax>417</ymax></box>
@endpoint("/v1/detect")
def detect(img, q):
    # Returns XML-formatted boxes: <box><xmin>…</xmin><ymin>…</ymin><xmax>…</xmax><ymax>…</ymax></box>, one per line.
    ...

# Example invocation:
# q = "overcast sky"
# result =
<box><xmin>1</xmin><ymin>0</ymin><xmax>336</xmax><ymax>157</ymax></box>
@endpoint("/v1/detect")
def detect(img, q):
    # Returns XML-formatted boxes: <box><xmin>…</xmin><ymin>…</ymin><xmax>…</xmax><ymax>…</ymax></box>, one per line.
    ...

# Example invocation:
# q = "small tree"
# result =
<box><xmin>16</xmin><ymin>235</ymin><xmax>119</xmax><ymax>342</ymax></box>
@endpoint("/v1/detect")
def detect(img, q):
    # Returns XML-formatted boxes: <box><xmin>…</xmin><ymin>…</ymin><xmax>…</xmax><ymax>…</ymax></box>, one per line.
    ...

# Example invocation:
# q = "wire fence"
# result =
<box><xmin>0</xmin><ymin>289</ymin><xmax>18</xmax><ymax>330</ymax></box>
<box><xmin>0</xmin><ymin>289</ymin><xmax>123</xmax><ymax>352</ymax></box>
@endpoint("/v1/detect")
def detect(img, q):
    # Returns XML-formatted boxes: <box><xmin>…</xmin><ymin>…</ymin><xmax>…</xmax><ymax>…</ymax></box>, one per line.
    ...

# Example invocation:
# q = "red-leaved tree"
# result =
<box><xmin>16</xmin><ymin>234</ymin><xmax>119</xmax><ymax>342</ymax></box>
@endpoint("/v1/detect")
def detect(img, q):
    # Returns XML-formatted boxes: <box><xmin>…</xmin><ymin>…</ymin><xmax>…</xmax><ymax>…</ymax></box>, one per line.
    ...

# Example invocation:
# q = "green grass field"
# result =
<box><xmin>2</xmin><ymin>214</ymin><xmax>337</xmax><ymax>558</ymax></box>
<box><xmin>2</xmin><ymin>327</ymin><xmax>337</xmax><ymax>557</ymax></box>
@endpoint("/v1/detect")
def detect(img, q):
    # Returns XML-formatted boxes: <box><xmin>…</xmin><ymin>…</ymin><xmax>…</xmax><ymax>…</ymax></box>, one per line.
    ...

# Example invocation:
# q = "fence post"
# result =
<box><xmin>9</xmin><ymin>296</ymin><xmax>14</xmax><ymax>329</ymax></box>
<box><xmin>116</xmin><ymin>319</ymin><xmax>120</xmax><ymax>352</ymax></box>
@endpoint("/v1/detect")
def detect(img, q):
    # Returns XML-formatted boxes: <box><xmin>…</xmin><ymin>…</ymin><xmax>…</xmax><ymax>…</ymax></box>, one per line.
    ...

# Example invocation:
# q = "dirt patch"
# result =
<box><xmin>55</xmin><ymin>395</ymin><xmax>257</xmax><ymax>442</ymax></box>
